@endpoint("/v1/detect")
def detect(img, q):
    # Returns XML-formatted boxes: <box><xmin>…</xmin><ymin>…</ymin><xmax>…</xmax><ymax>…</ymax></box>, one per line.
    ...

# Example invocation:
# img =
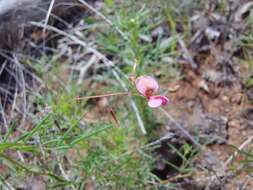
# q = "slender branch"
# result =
<box><xmin>43</xmin><ymin>0</ymin><xmax>55</xmax><ymax>51</ymax></box>
<box><xmin>43</xmin><ymin>0</ymin><xmax>55</xmax><ymax>33</ymax></box>
<box><xmin>75</xmin><ymin>92</ymin><xmax>130</xmax><ymax>100</ymax></box>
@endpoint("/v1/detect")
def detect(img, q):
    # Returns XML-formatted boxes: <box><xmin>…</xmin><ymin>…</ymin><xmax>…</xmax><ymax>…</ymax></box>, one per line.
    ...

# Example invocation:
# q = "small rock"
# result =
<box><xmin>171</xmin><ymin>112</ymin><xmax>228</xmax><ymax>144</ymax></box>
<box><xmin>228</xmin><ymin>120</ymin><xmax>240</xmax><ymax>128</ymax></box>
<box><xmin>221</xmin><ymin>96</ymin><xmax>229</xmax><ymax>102</ymax></box>
<box><xmin>202</xmin><ymin>151</ymin><xmax>225</xmax><ymax>174</ymax></box>
<box><xmin>205</xmin><ymin>27</ymin><xmax>221</xmax><ymax>42</ymax></box>
<box><xmin>230</xmin><ymin>93</ymin><xmax>243</xmax><ymax>104</ymax></box>
<box><xmin>198</xmin><ymin>80</ymin><xmax>209</xmax><ymax>92</ymax></box>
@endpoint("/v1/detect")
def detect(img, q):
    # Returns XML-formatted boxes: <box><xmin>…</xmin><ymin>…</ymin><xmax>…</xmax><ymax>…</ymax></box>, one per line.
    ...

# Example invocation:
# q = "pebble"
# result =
<box><xmin>221</xmin><ymin>96</ymin><xmax>229</xmax><ymax>102</ymax></box>
<box><xmin>228</xmin><ymin>120</ymin><xmax>240</xmax><ymax>128</ymax></box>
<box><xmin>230</xmin><ymin>93</ymin><xmax>243</xmax><ymax>104</ymax></box>
<box><xmin>198</xmin><ymin>80</ymin><xmax>209</xmax><ymax>92</ymax></box>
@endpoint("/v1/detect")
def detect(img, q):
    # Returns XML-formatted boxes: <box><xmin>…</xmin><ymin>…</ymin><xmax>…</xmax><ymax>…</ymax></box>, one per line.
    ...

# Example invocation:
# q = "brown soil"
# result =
<box><xmin>158</xmin><ymin>51</ymin><xmax>253</xmax><ymax>189</ymax></box>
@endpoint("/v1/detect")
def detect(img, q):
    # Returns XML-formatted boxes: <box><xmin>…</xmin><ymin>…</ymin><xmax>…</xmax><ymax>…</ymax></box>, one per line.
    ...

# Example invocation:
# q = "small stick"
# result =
<box><xmin>43</xmin><ymin>0</ymin><xmax>55</xmax><ymax>51</ymax></box>
<box><xmin>75</xmin><ymin>92</ymin><xmax>130</xmax><ymax>100</ymax></box>
<box><xmin>109</xmin><ymin>108</ymin><xmax>120</xmax><ymax>128</ymax></box>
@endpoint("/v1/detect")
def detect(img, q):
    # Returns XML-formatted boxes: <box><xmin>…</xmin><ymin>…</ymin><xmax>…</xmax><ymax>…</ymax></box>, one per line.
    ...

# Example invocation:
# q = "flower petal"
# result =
<box><xmin>135</xmin><ymin>76</ymin><xmax>159</xmax><ymax>97</ymax></box>
<box><xmin>148</xmin><ymin>95</ymin><xmax>169</xmax><ymax>108</ymax></box>
<box><xmin>148</xmin><ymin>97</ymin><xmax>163</xmax><ymax>108</ymax></box>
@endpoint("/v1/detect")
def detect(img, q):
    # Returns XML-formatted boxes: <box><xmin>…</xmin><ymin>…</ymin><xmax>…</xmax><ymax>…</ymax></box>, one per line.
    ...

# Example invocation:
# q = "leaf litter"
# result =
<box><xmin>150</xmin><ymin>0</ymin><xmax>253</xmax><ymax>189</ymax></box>
<box><xmin>1</xmin><ymin>0</ymin><xmax>253</xmax><ymax>189</ymax></box>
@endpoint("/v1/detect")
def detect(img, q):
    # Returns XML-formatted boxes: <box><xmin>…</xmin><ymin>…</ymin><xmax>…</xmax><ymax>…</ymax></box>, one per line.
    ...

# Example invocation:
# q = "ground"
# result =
<box><xmin>0</xmin><ymin>0</ymin><xmax>253</xmax><ymax>189</ymax></box>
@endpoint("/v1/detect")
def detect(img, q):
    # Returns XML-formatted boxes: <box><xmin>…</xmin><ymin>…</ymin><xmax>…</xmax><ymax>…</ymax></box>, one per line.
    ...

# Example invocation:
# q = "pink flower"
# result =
<box><xmin>135</xmin><ymin>76</ymin><xmax>159</xmax><ymax>98</ymax></box>
<box><xmin>135</xmin><ymin>76</ymin><xmax>169</xmax><ymax>108</ymax></box>
<box><xmin>148</xmin><ymin>95</ymin><xmax>169</xmax><ymax>108</ymax></box>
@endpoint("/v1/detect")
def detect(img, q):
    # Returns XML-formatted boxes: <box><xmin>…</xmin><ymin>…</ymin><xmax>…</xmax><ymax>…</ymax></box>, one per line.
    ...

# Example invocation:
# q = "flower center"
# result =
<box><xmin>145</xmin><ymin>88</ymin><xmax>154</xmax><ymax>98</ymax></box>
